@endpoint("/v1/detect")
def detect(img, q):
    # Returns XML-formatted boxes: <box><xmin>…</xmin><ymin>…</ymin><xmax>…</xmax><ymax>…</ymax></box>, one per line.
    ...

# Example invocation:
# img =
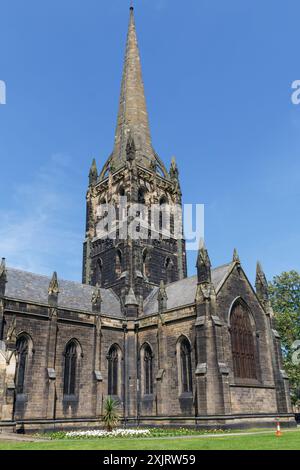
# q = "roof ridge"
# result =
<box><xmin>212</xmin><ymin>262</ymin><xmax>232</xmax><ymax>271</ymax></box>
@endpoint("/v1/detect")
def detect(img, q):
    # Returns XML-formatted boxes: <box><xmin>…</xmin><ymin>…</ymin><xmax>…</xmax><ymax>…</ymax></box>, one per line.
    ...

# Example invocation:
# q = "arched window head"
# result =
<box><xmin>119</xmin><ymin>187</ymin><xmax>125</xmax><ymax>197</ymax></box>
<box><xmin>142</xmin><ymin>344</ymin><xmax>153</xmax><ymax>395</ymax></box>
<box><xmin>165</xmin><ymin>257</ymin><xmax>175</xmax><ymax>284</ymax></box>
<box><xmin>108</xmin><ymin>345</ymin><xmax>121</xmax><ymax>396</ymax></box>
<box><xmin>115</xmin><ymin>250</ymin><xmax>122</xmax><ymax>278</ymax></box>
<box><xmin>64</xmin><ymin>341</ymin><xmax>79</xmax><ymax>396</ymax></box>
<box><xmin>230</xmin><ymin>301</ymin><xmax>257</xmax><ymax>380</ymax></box>
<box><xmin>16</xmin><ymin>335</ymin><xmax>30</xmax><ymax>395</ymax></box>
<box><xmin>178</xmin><ymin>337</ymin><xmax>193</xmax><ymax>394</ymax></box>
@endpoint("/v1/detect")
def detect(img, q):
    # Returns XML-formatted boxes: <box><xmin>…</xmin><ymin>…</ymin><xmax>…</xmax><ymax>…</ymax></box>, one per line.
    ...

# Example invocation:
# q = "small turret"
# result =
<box><xmin>125</xmin><ymin>287</ymin><xmax>139</xmax><ymax>318</ymax></box>
<box><xmin>89</xmin><ymin>159</ymin><xmax>98</xmax><ymax>186</ymax></box>
<box><xmin>0</xmin><ymin>258</ymin><xmax>7</xmax><ymax>296</ymax></box>
<box><xmin>158</xmin><ymin>280</ymin><xmax>168</xmax><ymax>313</ymax></box>
<box><xmin>255</xmin><ymin>261</ymin><xmax>269</xmax><ymax>304</ymax></box>
<box><xmin>232</xmin><ymin>248</ymin><xmax>241</xmax><ymax>265</ymax></box>
<box><xmin>170</xmin><ymin>157</ymin><xmax>179</xmax><ymax>180</ymax></box>
<box><xmin>196</xmin><ymin>240</ymin><xmax>211</xmax><ymax>284</ymax></box>
<box><xmin>91</xmin><ymin>284</ymin><xmax>102</xmax><ymax>313</ymax></box>
<box><xmin>48</xmin><ymin>272</ymin><xmax>59</xmax><ymax>307</ymax></box>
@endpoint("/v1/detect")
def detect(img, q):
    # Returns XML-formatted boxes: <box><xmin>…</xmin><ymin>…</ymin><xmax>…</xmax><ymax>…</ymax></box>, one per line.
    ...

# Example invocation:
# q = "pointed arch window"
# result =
<box><xmin>180</xmin><ymin>338</ymin><xmax>193</xmax><ymax>394</ymax></box>
<box><xmin>108</xmin><ymin>345</ymin><xmax>121</xmax><ymax>396</ymax></box>
<box><xmin>159</xmin><ymin>197</ymin><xmax>168</xmax><ymax>232</ymax></box>
<box><xmin>96</xmin><ymin>258</ymin><xmax>103</xmax><ymax>286</ymax></box>
<box><xmin>230</xmin><ymin>302</ymin><xmax>257</xmax><ymax>380</ymax></box>
<box><xmin>138</xmin><ymin>188</ymin><xmax>146</xmax><ymax>204</ymax></box>
<box><xmin>16</xmin><ymin>335</ymin><xmax>29</xmax><ymax>395</ymax></box>
<box><xmin>142</xmin><ymin>344</ymin><xmax>153</xmax><ymax>395</ymax></box>
<box><xmin>142</xmin><ymin>249</ymin><xmax>150</xmax><ymax>279</ymax></box>
<box><xmin>64</xmin><ymin>341</ymin><xmax>78</xmax><ymax>396</ymax></box>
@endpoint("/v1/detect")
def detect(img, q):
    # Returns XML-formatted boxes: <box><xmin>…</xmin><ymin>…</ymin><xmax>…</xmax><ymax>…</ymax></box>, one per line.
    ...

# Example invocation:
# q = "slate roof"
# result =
<box><xmin>4</xmin><ymin>263</ymin><xmax>232</xmax><ymax>319</ymax></box>
<box><xmin>143</xmin><ymin>263</ymin><xmax>232</xmax><ymax>315</ymax></box>
<box><xmin>5</xmin><ymin>268</ymin><xmax>122</xmax><ymax>317</ymax></box>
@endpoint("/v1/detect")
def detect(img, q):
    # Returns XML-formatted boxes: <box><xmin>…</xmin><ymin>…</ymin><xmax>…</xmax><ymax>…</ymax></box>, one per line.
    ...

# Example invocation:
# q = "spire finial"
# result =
<box><xmin>92</xmin><ymin>283</ymin><xmax>102</xmax><ymax>313</ymax></box>
<box><xmin>48</xmin><ymin>272</ymin><xmax>59</xmax><ymax>296</ymax></box>
<box><xmin>130</xmin><ymin>0</ymin><xmax>134</xmax><ymax>10</ymax></box>
<box><xmin>48</xmin><ymin>271</ymin><xmax>59</xmax><ymax>307</ymax></box>
<box><xmin>255</xmin><ymin>261</ymin><xmax>269</xmax><ymax>304</ymax></box>
<box><xmin>233</xmin><ymin>248</ymin><xmax>240</xmax><ymax>264</ymax></box>
<box><xmin>158</xmin><ymin>280</ymin><xmax>168</xmax><ymax>313</ymax></box>
<box><xmin>196</xmin><ymin>240</ymin><xmax>211</xmax><ymax>284</ymax></box>
<box><xmin>0</xmin><ymin>257</ymin><xmax>7</xmax><ymax>295</ymax></box>
<box><xmin>89</xmin><ymin>158</ymin><xmax>98</xmax><ymax>185</ymax></box>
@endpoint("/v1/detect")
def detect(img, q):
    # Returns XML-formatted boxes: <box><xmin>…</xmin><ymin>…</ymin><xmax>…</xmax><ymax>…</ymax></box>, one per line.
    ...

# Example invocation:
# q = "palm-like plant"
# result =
<box><xmin>103</xmin><ymin>397</ymin><xmax>120</xmax><ymax>432</ymax></box>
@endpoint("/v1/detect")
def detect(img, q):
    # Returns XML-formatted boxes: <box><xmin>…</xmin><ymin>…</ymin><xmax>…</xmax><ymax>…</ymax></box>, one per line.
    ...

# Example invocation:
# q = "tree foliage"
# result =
<box><xmin>269</xmin><ymin>270</ymin><xmax>300</xmax><ymax>405</ymax></box>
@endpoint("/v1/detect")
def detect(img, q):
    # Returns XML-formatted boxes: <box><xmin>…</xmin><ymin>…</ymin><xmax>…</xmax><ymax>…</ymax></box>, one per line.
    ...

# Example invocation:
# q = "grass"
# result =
<box><xmin>0</xmin><ymin>430</ymin><xmax>299</xmax><ymax>450</ymax></box>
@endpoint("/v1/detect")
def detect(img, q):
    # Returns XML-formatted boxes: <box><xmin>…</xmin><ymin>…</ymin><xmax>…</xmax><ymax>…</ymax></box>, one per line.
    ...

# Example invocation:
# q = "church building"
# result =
<box><xmin>0</xmin><ymin>7</ymin><xmax>294</xmax><ymax>432</ymax></box>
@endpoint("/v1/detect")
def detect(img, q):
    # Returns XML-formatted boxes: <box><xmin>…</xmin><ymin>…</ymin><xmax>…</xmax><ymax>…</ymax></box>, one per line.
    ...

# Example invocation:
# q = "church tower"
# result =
<box><xmin>82</xmin><ymin>7</ymin><xmax>187</xmax><ymax>310</ymax></box>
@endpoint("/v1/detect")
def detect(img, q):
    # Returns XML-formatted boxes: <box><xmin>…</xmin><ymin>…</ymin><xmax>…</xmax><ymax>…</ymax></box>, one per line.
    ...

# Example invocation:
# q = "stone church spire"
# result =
<box><xmin>111</xmin><ymin>6</ymin><xmax>154</xmax><ymax>169</ymax></box>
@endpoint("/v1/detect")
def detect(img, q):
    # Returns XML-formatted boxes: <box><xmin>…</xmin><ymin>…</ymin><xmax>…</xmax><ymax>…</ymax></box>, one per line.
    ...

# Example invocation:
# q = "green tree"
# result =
<box><xmin>103</xmin><ymin>397</ymin><xmax>120</xmax><ymax>432</ymax></box>
<box><xmin>269</xmin><ymin>270</ymin><xmax>300</xmax><ymax>406</ymax></box>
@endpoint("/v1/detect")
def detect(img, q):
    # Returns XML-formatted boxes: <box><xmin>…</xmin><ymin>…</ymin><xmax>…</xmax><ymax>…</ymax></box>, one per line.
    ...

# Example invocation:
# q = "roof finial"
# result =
<box><xmin>130</xmin><ymin>0</ymin><xmax>134</xmax><ymax>11</ymax></box>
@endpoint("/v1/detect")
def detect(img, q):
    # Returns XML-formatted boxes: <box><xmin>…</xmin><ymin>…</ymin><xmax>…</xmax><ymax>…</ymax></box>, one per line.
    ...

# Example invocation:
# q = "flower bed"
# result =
<box><xmin>45</xmin><ymin>427</ymin><xmax>230</xmax><ymax>440</ymax></box>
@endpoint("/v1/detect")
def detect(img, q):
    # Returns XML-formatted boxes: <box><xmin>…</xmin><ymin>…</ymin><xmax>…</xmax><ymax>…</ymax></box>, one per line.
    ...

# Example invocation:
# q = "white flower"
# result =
<box><xmin>65</xmin><ymin>429</ymin><xmax>151</xmax><ymax>439</ymax></box>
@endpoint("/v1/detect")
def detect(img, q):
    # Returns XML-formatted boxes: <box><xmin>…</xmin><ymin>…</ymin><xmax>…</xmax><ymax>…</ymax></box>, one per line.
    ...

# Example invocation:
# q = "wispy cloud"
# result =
<box><xmin>0</xmin><ymin>153</ymin><xmax>84</xmax><ymax>280</ymax></box>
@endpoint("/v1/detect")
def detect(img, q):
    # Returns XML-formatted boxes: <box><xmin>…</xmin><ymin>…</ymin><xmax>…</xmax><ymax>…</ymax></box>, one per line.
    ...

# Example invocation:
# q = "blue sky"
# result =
<box><xmin>0</xmin><ymin>0</ymin><xmax>299</xmax><ymax>284</ymax></box>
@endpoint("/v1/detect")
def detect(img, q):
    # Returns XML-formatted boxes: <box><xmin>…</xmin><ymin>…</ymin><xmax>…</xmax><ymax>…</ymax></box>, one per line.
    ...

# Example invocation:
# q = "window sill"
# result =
<box><xmin>142</xmin><ymin>394</ymin><xmax>154</xmax><ymax>401</ymax></box>
<box><xmin>107</xmin><ymin>394</ymin><xmax>121</xmax><ymax>402</ymax></box>
<box><xmin>63</xmin><ymin>395</ymin><xmax>78</xmax><ymax>403</ymax></box>
<box><xmin>179</xmin><ymin>392</ymin><xmax>193</xmax><ymax>399</ymax></box>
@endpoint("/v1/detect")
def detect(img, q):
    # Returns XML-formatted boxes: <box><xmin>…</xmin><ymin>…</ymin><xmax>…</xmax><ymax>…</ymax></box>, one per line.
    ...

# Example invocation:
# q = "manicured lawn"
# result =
<box><xmin>0</xmin><ymin>430</ymin><xmax>300</xmax><ymax>450</ymax></box>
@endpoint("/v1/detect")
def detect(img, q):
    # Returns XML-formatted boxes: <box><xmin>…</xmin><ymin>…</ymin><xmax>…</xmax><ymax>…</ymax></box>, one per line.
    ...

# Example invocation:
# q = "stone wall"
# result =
<box><xmin>230</xmin><ymin>386</ymin><xmax>277</xmax><ymax>414</ymax></box>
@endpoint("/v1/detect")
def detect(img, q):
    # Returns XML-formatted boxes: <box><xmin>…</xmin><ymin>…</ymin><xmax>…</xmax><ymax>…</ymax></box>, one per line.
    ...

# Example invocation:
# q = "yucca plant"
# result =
<box><xmin>103</xmin><ymin>397</ymin><xmax>120</xmax><ymax>432</ymax></box>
